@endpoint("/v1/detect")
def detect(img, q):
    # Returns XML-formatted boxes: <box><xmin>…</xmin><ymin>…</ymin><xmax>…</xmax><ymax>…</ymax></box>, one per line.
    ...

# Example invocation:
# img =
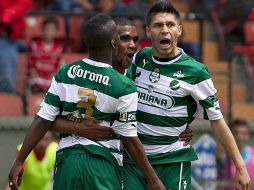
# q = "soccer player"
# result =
<box><xmin>8</xmin><ymin>14</ymin><xmax>165</xmax><ymax>190</ymax></box>
<box><xmin>123</xmin><ymin>1</ymin><xmax>251</xmax><ymax>190</ymax></box>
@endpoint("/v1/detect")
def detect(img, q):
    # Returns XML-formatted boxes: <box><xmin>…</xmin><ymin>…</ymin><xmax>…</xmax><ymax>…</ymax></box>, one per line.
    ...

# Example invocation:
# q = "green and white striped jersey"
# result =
<box><xmin>126</xmin><ymin>47</ymin><xmax>223</xmax><ymax>164</ymax></box>
<box><xmin>37</xmin><ymin>58</ymin><xmax>138</xmax><ymax>165</ymax></box>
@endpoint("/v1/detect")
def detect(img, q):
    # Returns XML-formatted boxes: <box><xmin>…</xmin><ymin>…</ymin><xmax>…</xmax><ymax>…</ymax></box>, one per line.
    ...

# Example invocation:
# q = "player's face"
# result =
<box><xmin>114</xmin><ymin>25</ymin><xmax>139</xmax><ymax>70</ymax></box>
<box><xmin>146</xmin><ymin>13</ymin><xmax>182</xmax><ymax>58</ymax></box>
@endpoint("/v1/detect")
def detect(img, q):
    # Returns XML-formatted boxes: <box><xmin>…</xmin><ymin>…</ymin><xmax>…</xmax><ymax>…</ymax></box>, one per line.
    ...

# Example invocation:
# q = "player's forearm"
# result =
<box><xmin>121</xmin><ymin>136</ymin><xmax>159</xmax><ymax>183</ymax></box>
<box><xmin>211</xmin><ymin>119</ymin><xmax>245</xmax><ymax>170</ymax></box>
<box><xmin>51</xmin><ymin>117</ymin><xmax>78</xmax><ymax>134</ymax></box>
<box><xmin>16</xmin><ymin>115</ymin><xmax>52</xmax><ymax>162</ymax></box>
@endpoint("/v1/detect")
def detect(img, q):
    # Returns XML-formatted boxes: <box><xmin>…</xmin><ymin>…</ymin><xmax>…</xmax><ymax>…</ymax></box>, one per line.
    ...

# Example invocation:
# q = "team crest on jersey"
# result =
<box><xmin>136</xmin><ymin>69</ymin><xmax>141</xmax><ymax>78</ymax></box>
<box><xmin>149</xmin><ymin>68</ymin><xmax>160</xmax><ymax>83</ymax></box>
<box><xmin>170</xmin><ymin>80</ymin><xmax>180</xmax><ymax>90</ymax></box>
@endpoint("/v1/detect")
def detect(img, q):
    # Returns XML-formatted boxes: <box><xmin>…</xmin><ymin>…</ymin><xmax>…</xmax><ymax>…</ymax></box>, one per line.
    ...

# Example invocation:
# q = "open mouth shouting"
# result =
<box><xmin>159</xmin><ymin>38</ymin><xmax>171</xmax><ymax>49</ymax></box>
<box><xmin>126</xmin><ymin>52</ymin><xmax>135</xmax><ymax>62</ymax></box>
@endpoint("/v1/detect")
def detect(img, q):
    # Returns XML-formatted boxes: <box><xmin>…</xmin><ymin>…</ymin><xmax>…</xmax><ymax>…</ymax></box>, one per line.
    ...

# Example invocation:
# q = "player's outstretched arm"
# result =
<box><xmin>51</xmin><ymin>117</ymin><xmax>113</xmax><ymax>141</ymax></box>
<box><xmin>8</xmin><ymin>116</ymin><xmax>52</xmax><ymax>190</ymax></box>
<box><xmin>210</xmin><ymin>118</ymin><xmax>251</xmax><ymax>190</ymax></box>
<box><xmin>121</xmin><ymin>136</ymin><xmax>166</xmax><ymax>190</ymax></box>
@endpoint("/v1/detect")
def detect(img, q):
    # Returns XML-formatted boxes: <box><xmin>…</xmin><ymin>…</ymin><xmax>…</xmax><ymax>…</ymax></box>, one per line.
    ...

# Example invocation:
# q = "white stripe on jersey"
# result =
<box><xmin>137</xmin><ymin>122</ymin><xmax>188</xmax><ymax>136</ymax></box>
<box><xmin>138</xmin><ymin>102</ymin><xmax>188</xmax><ymax>117</ymax></box>
<box><xmin>58</xmin><ymin>136</ymin><xmax>123</xmax><ymax>165</ymax></box>
<box><xmin>135</xmin><ymin>67</ymin><xmax>192</xmax><ymax>97</ymax></box>
<box><xmin>178</xmin><ymin>162</ymin><xmax>183</xmax><ymax>190</ymax></box>
<box><xmin>117</xmin><ymin>92</ymin><xmax>138</xmax><ymax>112</ymax></box>
<box><xmin>191</xmin><ymin>78</ymin><xmax>217</xmax><ymax>100</ymax></box>
<box><xmin>37</xmin><ymin>102</ymin><xmax>60</xmax><ymax>121</ymax></box>
<box><xmin>143</xmin><ymin>141</ymin><xmax>190</xmax><ymax>155</ymax></box>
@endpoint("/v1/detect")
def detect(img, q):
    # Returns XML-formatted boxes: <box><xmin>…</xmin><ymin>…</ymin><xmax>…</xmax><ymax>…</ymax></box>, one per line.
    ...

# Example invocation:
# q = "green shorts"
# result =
<box><xmin>123</xmin><ymin>162</ymin><xmax>191</xmax><ymax>190</ymax></box>
<box><xmin>53</xmin><ymin>148</ymin><xmax>122</xmax><ymax>190</ymax></box>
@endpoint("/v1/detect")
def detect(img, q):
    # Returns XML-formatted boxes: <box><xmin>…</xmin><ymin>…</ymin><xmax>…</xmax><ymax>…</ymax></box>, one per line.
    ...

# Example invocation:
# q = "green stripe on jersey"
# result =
<box><xmin>44</xmin><ymin>92</ymin><xmax>61</xmax><ymax>108</ymax></box>
<box><xmin>133</xmin><ymin>47</ymin><xmax>211</xmax><ymax>85</ymax></box>
<box><xmin>199</xmin><ymin>95</ymin><xmax>218</xmax><ymax>109</ymax></box>
<box><xmin>54</xmin><ymin>61</ymin><xmax>136</xmax><ymax>98</ymax></box>
<box><xmin>123</xmin><ymin>147</ymin><xmax>198</xmax><ymax>165</ymax></box>
<box><xmin>137</xmin><ymin>110</ymin><xmax>191</xmax><ymax>127</ymax></box>
<box><xmin>138</xmin><ymin>133</ymin><xmax>178</xmax><ymax>145</ymax></box>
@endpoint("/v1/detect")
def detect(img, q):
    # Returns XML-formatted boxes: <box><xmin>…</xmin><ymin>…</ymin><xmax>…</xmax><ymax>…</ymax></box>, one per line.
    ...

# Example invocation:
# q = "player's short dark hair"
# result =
<box><xmin>113</xmin><ymin>17</ymin><xmax>135</xmax><ymax>27</ymax></box>
<box><xmin>146</xmin><ymin>0</ymin><xmax>180</xmax><ymax>26</ymax></box>
<box><xmin>42</xmin><ymin>17</ymin><xmax>59</xmax><ymax>29</ymax></box>
<box><xmin>231</xmin><ymin>119</ymin><xmax>249</xmax><ymax>131</ymax></box>
<box><xmin>82</xmin><ymin>13</ymin><xmax>116</xmax><ymax>50</ymax></box>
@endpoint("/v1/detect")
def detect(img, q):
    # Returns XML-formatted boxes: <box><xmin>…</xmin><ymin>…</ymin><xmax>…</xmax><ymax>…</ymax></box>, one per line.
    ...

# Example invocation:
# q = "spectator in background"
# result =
<box><xmin>78</xmin><ymin>0</ymin><xmax>94</xmax><ymax>12</ymax></box>
<box><xmin>178</xmin><ymin>31</ymin><xmax>200</xmax><ymax>60</ymax></box>
<box><xmin>0</xmin><ymin>0</ymin><xmax>31</xmax><ymax>93</ymax></box>
<box><xmin>5</xmin><ymin>132</ymin><xmax>58</xmax><ymax>190</ymax></box>
<box><xmin>211</xmin><ymin>0</ymin><xmax>254</xmax><ymax>59</ymax></box>
<box><xmin>124</xmin><ymin>0</ymin><xmax>156</xmax><ymax>20</ymax></box>
<box><xmin>27</xmin><ymin>17</ymin><xmax>63</xmax><ymax>94</ymax></box>
<box><xmin>216</xmin><ymin>119</ymin><xmax>254</xmax><ymax>189</ymax></box>
<box><xmin>132</xmin><ymin>16</ymin><xmax>151</xmax><ymax>50</ymax></box>
<box><xmin>95</xmin><ymin>0</ymin><xmax>123</xmax><ymax>14</ymax></box>
<box><xmin>243</xmin><ymin>55</ymin><xmax>254</xmax><ymax>102</ymax></box>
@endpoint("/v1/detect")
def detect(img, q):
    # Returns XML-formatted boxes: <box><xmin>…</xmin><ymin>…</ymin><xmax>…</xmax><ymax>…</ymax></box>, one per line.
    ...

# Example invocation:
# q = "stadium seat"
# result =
<box><xmin>0</xmin><ymin>93</ymin><xmax>23</xmax><ymax>116</ymax></box>
<box><xmin>25</xmin><ymin>15</ymin><xmax>66</xmax><ymax>43</ymax></box>
<box><xmin>68</xmin><ymin>15</ymin><xmax>87</xmax><ymax>52</ymax></box>
<box><xmin>27</xmin><ymin>93</ymin><xmax>45</xmax><ymax>116</ymax></box>
<box><xmin>16</xmin><ymin>53</ymin><xmax>28</xmax><ymax>95</ymax></box>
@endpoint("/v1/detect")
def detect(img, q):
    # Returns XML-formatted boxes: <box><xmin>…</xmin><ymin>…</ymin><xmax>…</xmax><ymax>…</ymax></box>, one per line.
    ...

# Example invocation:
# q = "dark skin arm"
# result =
<box><xmin>122</xmin><ymin>136</ymin><xmax>165</xmax><ymax>190</ymax></box>
<box><xmin>51</xmin><ymin>117</ymin><xmax>114</xmax><ymax>141</ymax></box>
<box><xmin>8</xmin><ymin>116</ymin><xmax>52</xmax><ymax>190</ymax></box>
<box><xmin>52</xmin><ymin>117</ymin><xmax>192</xmax><ymax>142</ymax></box>
<box><xmin>179</xmin><ymin>125</ymin><xmax>193</xmax><ymax>145</ymax></box>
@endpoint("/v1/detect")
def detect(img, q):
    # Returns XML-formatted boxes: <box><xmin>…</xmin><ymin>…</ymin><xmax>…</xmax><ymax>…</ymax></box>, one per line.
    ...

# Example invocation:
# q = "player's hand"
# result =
<box><xmin>235</xmin><ymin>164</ymin><xmax>251</xmax><ymax>190</ymax></box>
<box><xmin>147</xmin><ymin>177</ymin><xmax>166</xmax><ymax>190</ymax></box>
<box><xmin>8</xmin><ymin>159</ymin><xmax>24</xmax><ymax>190</ymax></box>
<box><xmin>77</xmin><ymin>118</ymin><xmax>113</xmax><ymax>141</ymax></box>
<box><xmin>179</xmin><ymin>125</ymin><xmax>193</xmax><ymax>146</ymax></box>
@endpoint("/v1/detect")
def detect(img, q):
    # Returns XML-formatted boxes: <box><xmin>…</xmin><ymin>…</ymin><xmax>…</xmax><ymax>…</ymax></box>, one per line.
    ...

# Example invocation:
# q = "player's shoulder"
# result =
<box><xmin>135</xmin><ymin>47</ymin><xmax>152</xmax><ymax>59</ymax></box>
<box><xmin>112</xmin><ymin>71</ymin><xmax>137</xmax><ymax>96</ymax></box>
<box><xmin>180</xmin><ymin>53</ymin><xmax>207</xmax><ymax>71</ymax></box>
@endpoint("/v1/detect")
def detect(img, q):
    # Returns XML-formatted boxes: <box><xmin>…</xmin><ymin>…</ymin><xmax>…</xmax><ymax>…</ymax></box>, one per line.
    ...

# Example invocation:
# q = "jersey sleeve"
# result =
<box><xmin>37</xmin><ymin>68</ymin><xmax>63</xmax><ymax>121</ymax></box>
<box><xmin>111</xmin><ymin>82</ymin><xmax>138</xmax><ymax>137</ymax></box>
<box><xmin>190</xmin><ymin>67</ymin><xmax>223</xmax><ymax>120</ymax></box>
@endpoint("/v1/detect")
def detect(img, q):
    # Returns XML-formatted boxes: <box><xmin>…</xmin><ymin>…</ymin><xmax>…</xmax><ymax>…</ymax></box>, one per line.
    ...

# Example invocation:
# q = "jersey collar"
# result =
<box><xmin>152</xmin><ymin>48</ymin><xmax>185</xmax><ymax>65</ymax></box>
<box><xmin>82</xmin><ymin>58</ymin><xmax>113</xmax><ymax>68</ymax></box>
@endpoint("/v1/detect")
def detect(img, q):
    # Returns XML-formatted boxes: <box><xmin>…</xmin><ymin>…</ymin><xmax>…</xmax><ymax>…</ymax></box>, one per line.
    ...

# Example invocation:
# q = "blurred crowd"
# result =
<box><xmin>0</xmin><ymin>0</ymin><xmax>254</xmax><ymax>95</ymax></box>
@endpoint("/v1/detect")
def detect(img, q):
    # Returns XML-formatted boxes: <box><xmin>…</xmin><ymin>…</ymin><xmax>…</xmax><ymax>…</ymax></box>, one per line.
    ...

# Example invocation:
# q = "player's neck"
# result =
<box><xmin>88</xmin><ymin>50</ymin><xmax>112</xmax><ymax>66</ymax></box>
<box><xmin>112</xmin><ymin>61</ymin><xmax>125</xmax><ymax>74</ymax></box>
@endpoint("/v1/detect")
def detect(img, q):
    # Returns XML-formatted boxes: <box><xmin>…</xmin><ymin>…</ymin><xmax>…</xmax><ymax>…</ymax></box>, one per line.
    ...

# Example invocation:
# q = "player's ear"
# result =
<box><xmin>178</xmin><ymin>24</ymin><xmax>182</xmax><ymax>37</ymax></box>
<box><xmin>146</xmin><ymin>27</ymin><xmax>151</xmax><ymax>39</ymax></box>
<box><xmin>111</xmin><ymin>39</ymin><xmax>116</xmax><ymax>49</ymax></box>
